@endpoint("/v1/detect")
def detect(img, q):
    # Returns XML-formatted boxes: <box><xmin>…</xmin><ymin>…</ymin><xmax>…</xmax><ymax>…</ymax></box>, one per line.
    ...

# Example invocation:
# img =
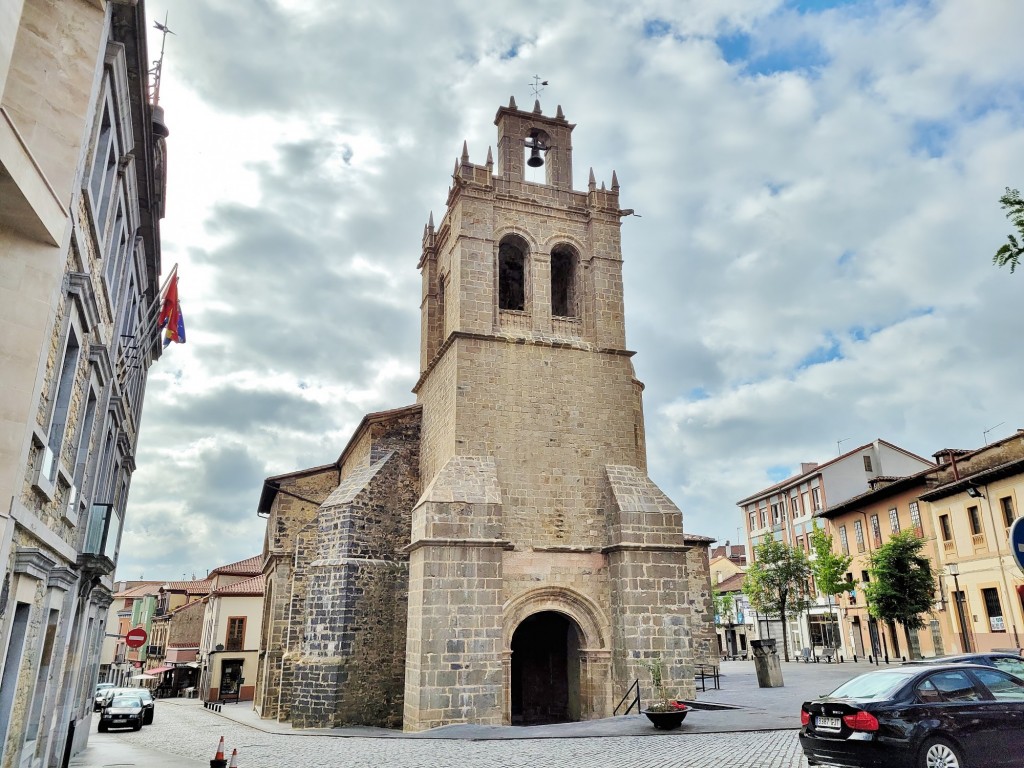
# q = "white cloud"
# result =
<box><xmin>121</xmin><ymin>0</ymin><xmax>1024</xmax><ymax>580</ymax></box>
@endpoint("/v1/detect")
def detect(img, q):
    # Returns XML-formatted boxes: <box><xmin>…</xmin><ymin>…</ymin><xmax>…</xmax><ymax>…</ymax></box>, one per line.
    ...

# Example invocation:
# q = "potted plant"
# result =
<box><xmin>639</xmin><ymin>654</ymin><xmax>689</xmax><ymax>730</ymax></box>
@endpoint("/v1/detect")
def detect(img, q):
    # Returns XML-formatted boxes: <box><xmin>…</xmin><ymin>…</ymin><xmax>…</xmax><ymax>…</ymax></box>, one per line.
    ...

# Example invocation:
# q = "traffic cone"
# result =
<box><xmin>227</xmin><ymin>748</ymin><xmax>238</xmax><ymax>767</ymax></box>
<box><xmin>210</xmin><ymin>736</ymin><xmax>227</xmax><ymax>768</ymax></box>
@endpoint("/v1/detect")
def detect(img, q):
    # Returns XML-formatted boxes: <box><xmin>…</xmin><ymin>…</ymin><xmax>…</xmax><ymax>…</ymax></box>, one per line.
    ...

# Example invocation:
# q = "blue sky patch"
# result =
<box><xmin>767</xmin><ymin>464</ymin><xmax>793</xmax><ymax>482</ymax></box>
<box><xmin>798</xmin><ymin>337</ymin><xmax>842</xmax><ymax>368</ymax></box>
<box><xmin>643</xmin><ymin>18</ymin><xmax>672</xmax><ymax>39</ymax></box>
<box><xmin>715</xmin><ymin>31</ymin><xmax>829</xmax><ymax>76</ymax></box>
<box><xmin>687</xmin><ymin>386</ymin><xmax>710</xmax><ymax>401</ymax></box>
<box><xmin>784</xmin><ymin>0</ymin><xmax>860</xmax><ymax>12</ymax></box>
<box><xmin>848</xmin><ymin>324</ymin><xmax>880</xmax><ymax>342</ymax></box>
<box><xmin>837</xmin><ymin>249</ymin><xmax>855</xmax><ymax>267</ymax></box>
<box><xmin>912</xmin><ymin>120</ymin><xmax>953</xmax><ymax>158</ymax></box>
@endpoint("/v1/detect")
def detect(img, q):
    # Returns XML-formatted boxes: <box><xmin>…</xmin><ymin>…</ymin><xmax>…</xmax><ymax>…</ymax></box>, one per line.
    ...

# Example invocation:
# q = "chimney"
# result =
<box><xmin>801</xmin><ymin>462</ymin><xmax>818</xmax><ymax>474</ymax></box>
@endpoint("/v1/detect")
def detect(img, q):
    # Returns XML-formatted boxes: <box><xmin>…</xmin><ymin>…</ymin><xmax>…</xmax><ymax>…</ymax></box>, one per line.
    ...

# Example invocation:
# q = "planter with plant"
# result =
<box><xmin>638</xmin><ymin>654</ymin><xmax>689</xmax><ymax>730</ymax></box>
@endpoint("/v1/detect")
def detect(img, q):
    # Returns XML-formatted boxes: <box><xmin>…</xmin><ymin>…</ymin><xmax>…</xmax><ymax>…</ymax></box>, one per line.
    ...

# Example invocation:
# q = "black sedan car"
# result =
<box><xmin>97</xmin><ymin>687</ymin><xmax>155</xmax><ymax>724</ymax></box>
<box><xmin>97</xmin><ymin>694</ymin><xmax>144</xmax><ymax>732</ymax></box>
<box><xmin>908</xmin><ymin>652</ymin><xmax>1024</xmax><ymax>680</ymax></box>
<box><xmin>799</xmin><ymin>663</ymin><xmax>1024</xmax><ymax>768</ymax></box>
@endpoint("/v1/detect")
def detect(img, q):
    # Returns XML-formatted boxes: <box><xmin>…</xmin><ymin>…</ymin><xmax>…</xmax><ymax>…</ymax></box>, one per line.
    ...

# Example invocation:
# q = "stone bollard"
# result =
<box><xmin>751</xmin><ymin>639</ymin><xmax>784</xmax><ymax>688</ymax></box>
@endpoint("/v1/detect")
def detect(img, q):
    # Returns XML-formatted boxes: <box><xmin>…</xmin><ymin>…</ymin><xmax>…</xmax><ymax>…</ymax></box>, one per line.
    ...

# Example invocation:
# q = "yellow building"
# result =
<box><xmin>921</xmin><ymin>435</ymin><xmax>1024</xmax><ymax>653</ymax></box>
<box><xmin>817</xmin><ymin>471</ymin><xmax>954</xmax><ymax>660</ymax></box>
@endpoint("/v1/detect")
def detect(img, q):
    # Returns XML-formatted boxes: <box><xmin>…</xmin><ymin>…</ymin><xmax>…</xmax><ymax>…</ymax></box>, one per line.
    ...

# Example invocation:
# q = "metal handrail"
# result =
<box><xmin>613</xmin><ymin>678</ymin><xmax>641</xmax><ymax>715</ymax></box>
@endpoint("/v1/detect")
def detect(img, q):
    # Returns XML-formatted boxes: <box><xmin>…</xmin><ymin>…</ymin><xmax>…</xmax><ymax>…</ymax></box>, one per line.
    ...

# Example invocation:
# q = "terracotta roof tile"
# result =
<box><xmin>209</xmin><ymin>555</ymin><xmax>262</xmax><ymax>577</ymax></box>
<box><xmin>213</xmin><ymin>574</ymin><xmax>265</xmax><ymax>596</ymax></box>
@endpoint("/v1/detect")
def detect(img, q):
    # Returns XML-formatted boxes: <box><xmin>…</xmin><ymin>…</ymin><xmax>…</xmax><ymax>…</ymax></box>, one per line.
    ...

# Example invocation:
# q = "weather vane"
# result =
<box><xmin>529</xmin><ymin>75</ymin><xmax>548</xmax><ymax>100</ymax></box>
<box><xmin>150</xmin><ymin>12</ymin><xmax>175</xmax><ymax>105</ymax></box>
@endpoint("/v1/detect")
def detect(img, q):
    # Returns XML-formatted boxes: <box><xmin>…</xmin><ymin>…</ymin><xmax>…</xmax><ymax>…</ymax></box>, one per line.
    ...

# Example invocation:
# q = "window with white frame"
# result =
<box><xmin>853</xmin><ymin>519</ymin><xmax>865</xmax><ymax>552</ymax></box>
<box><xmin>909</xmin><ymin>501</ymin><xmax>924</xmax><ymax>536</ymax></box>
<box><xmin>888</xmin><ymin>508</ymin><xmax>900</xmax><ymax>534</ymax></box>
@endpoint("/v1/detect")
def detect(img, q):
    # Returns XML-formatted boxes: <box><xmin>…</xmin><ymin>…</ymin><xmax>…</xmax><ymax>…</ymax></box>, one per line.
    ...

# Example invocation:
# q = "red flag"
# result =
<box><xmin>157</xmin><ymin>274</ymin><xmax>178</xmax><ymax>329</ymax></box>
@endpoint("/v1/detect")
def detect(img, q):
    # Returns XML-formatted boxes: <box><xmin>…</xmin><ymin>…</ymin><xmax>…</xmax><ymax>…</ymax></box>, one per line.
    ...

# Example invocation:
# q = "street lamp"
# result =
<box><xmin>948</xmin><ymin>563</ymin><xmax>972</xmax><ymax>653</ymax></box>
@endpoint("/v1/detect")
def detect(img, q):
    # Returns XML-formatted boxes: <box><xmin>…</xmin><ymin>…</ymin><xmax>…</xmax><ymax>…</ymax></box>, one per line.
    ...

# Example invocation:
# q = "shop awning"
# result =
<box><xmin>145</xmin><ymin>666</ymin><xmax>175</xmax><ymax>675</ymax></box>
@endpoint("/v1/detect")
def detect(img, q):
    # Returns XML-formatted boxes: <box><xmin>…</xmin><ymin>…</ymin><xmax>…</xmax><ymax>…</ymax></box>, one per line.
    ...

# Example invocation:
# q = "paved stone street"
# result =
<box><xmin>83</xmin><ymin>705</ymin><xmax>807</xmax><ymax>768</ymax></box>
<box><xmin>74</xmin><ymin>660</ymin><xmax>888</xmax><ymax>767</ymax></box>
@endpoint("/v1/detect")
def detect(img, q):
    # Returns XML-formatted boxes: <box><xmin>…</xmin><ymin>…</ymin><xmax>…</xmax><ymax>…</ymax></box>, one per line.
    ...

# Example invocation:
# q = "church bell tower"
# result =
<box><xmin>403</xmin><ymin>98</ymin><xmax>706</xmax><ymax>730</ymax></box>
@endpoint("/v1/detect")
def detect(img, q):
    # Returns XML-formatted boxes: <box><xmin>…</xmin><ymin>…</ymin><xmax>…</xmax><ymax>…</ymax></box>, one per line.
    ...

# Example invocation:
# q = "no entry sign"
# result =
<box><xmin>125</xmin><ymin>626</ymin><xmax>148</xmax><ymax>649</ymax></box>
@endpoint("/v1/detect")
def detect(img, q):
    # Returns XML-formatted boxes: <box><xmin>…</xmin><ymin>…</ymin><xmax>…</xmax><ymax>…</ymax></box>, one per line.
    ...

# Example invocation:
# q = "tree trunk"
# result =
<box><xmin>780</xmin><ymin>605</ymin><xmax>790</xmax><ymax>662</ymax></box>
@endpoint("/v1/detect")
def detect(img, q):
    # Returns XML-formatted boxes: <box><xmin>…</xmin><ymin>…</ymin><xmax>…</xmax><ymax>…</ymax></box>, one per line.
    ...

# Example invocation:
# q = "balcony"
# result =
<box><xmin>971</xmin><ymin>533</ymin><xmax>986</xmax><ymax>550</ymax></box>
<box><xmin>77</xmin><ymin>503</ymin><xmax>121</xmax><ymax>577</ymax></box>
<box><xmin>942</xmin><ymin>539</ymin><xmax>956</xmax><ymax>555</ymax></box>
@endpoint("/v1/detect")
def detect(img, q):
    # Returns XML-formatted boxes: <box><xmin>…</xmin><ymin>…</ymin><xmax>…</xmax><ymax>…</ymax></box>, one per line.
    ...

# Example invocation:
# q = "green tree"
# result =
<box><xmin>862</xmin><ymin>532</ymin><xmax>936</xmax><ymax>654</ymax></box>
<box><xmin>993</xmin><ymin>187</ymin><xmax>1024</xmax><ymax>273</ymax></box>
<box><xmin>808</xmin><ymin>523</ymin><xmax>852</xmax><ymax>650</ymax></box>
<box><xmin>742</xmin><ymin>538</ymin><xmax>812</xmax><ymax>662</ymax></box>
<box><xmin>712</xmin><ymin>587</ymin><xmax>733</xmax><ymax>626</ymax></box>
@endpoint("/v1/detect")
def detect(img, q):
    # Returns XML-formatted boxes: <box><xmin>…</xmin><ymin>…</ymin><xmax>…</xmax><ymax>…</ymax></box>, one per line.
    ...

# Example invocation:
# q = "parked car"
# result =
<box><xmin>97</xmin><ymin>687</ymin><xmax>155</xmax><ymax>724</ymax></box>
<box><xmin>906</xmin><ymin>652</ymin><xmax>1024</xmax><ymax>680</ymax></box>
<box><xmin>97</xmin><ymin>694</ymin><xmax>144</xmax><ymax>732</ymax></box>
<box><xmin>93</xmin><ymin>683</ymin><xmax>115</xmax><ymax>712</ymax></box>
<box><xmin>799</xmin><ymin>663</ymin><xmax>1024</xmax><ymax>768</ymax></box>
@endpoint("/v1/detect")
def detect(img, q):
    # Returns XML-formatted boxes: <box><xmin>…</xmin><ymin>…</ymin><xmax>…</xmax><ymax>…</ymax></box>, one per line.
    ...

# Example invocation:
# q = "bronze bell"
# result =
<box><xmin>527</xmin><ymin>146</ymin><xmax>544</xmax><ymax>167</ymax></box>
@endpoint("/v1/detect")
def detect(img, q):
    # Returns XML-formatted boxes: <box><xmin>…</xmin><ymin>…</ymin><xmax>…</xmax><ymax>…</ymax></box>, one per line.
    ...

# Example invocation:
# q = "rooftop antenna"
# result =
<box><xmin>529</xmin><ymin>75</ymin><xmax>548</xmax><ymax>100</ymax></box>
<box><xmin>983</xmin><ymin>422</ymin><xmax>1005</xmax><ymax>445</ymax></box>
<box><xmin>837</xmin><ymin>437</ymin><xmax>851</xmax><ymax>455</ymax></box>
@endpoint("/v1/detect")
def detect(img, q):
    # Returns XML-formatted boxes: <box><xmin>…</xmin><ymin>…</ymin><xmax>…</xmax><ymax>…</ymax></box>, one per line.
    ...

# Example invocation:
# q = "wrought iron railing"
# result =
<box><xmin>614</xmin><ymin>678</ymin><xmax>641</xmax><ymax>715</ymax></box>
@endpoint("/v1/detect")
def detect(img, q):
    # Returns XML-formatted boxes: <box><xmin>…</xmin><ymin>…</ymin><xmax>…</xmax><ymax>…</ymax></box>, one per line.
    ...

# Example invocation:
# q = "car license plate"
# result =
<box><xmin>112</xmin><ymin>718</ymin><xmax>126</xmax><ymax>724</ymax></box>
<box><xmin>816</xmin><ymin>716</ymin><xmax>841</xmax><ymax>730</ymax></box>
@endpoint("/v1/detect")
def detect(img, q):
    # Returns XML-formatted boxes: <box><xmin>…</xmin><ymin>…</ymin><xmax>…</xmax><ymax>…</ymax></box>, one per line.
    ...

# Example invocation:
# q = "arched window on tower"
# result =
<box><xmin>550</xmin><ymin>245</ymin><xmax>578</xmax><ymax>318</ymax></box>
<box><xmin>498</xmin><ymin>236</ymin><xmax>528</xmax><ymax>311</ymax></box>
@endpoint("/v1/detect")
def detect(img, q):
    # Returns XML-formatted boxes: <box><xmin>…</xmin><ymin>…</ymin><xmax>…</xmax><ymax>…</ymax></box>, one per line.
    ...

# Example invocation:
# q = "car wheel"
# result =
<box><xmin>97</xmin><ymin>723</ymin><xmax>107</xmax><ymax>733</ymax></box>
<box><xmin>133</xmin><ymin>722</ymin><xmax>142</xmax><ymax>731</ymax></box>
<box><xmin>919</xmin><ymin>737</ymin><xmax>965</xmax><ymax>768</ymax></box>
<box><xmin>144</xmin><ymin>711</ymin><xmax>153</xmax><ymax>725</ymax></box>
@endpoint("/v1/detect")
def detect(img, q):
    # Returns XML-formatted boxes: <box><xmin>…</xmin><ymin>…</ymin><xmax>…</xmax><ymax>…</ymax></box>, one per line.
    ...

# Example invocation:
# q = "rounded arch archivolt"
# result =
<box><xmin>493</xmin><ymin>225</ymin><xmax>540</xmax><ymax>254</ymax></box>
<box><xmin>540</xmin><ymin>233</ymin><xmax>586</xmax><ymax>260</ymax></box>
<box><xmin>503</xmin><ymin>587</ymin><xmax>609</xmax><ymax>652</ymax></box>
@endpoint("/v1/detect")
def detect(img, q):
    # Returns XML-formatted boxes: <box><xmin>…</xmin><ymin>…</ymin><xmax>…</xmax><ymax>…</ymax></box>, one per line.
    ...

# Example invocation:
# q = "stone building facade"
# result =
<box><xmin>0</xmin><ymin>2</ymin><xmax>168</xmax><ymax>765</ymax></box>
<box><xmin>256</xmin><ymin>100</ymin><xmax>714</xmax><ymax>731</ymax></box>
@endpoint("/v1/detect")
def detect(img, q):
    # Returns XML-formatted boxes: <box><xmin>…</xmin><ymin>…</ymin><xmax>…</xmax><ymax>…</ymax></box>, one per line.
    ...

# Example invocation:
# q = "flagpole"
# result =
<box><xmin>136</xmin><ymin>262</ymin><xmax>179</xmax><ymax>345</ymax></box>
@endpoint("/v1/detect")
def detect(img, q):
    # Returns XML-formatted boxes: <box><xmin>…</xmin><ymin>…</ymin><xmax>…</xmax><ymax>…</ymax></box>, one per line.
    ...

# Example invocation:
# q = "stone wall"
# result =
<box><xmin>288</xmin><ymin>409</ymin><xmax>420</xmax><ymax>729</ymax></box>
<box><xmin>257</xmin><ymin>465</ymin><xmax>340</xmax><ymax>721</ymax></box>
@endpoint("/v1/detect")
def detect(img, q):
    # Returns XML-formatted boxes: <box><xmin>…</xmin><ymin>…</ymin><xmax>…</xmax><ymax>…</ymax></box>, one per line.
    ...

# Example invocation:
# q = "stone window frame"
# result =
<box><xmin>497</xmin><ymin>234</ymin><xmax>531</xmax><ymax>313</ymax></box>
<box><xmin>549</xmin><ymin>242</ymin><xmax>580</xmax><ymax>319</ymax></box>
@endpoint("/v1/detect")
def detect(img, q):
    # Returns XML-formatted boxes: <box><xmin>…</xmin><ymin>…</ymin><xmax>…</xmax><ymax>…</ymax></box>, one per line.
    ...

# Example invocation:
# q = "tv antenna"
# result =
<box><xmin>836</xmin><ymin>437</ymin><xmax>852</xmax><ymax>455</ymax></box>
<box><xmin>983</xmin><ymin>422</ymin><xmax>1005</xmax><ymax>444</ymax></box>
<box><xmin>529</xmin><ymin>75</ymin><xmax>548</xmax><ymax>100</ymax></box>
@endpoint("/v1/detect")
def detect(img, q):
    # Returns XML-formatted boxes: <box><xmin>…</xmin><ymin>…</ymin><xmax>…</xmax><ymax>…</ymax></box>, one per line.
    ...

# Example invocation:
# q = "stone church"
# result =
<box><xmin>253</xmin><ymin>99</ymin><xmax>716</xmax><ymax>731</ymax></box>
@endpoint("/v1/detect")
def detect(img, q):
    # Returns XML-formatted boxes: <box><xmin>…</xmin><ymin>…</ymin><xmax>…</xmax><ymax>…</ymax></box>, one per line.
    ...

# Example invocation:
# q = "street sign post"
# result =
<box><xmin>125</xmin><ymin>626</ymin><xmax>148</xmax><ymax>649</ymax></box>
<box><xmin>1010</xmin><ymin>517</ymin><xmax>1024</xmax><ymax>571</ymax></box>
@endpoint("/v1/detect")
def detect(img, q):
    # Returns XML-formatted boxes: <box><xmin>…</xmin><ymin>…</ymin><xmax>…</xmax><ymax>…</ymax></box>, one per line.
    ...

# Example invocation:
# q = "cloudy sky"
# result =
<box><xmin>120</xmin><ymin>0</ymin><xmax>1024</xmax><ymax>581</ymax></box>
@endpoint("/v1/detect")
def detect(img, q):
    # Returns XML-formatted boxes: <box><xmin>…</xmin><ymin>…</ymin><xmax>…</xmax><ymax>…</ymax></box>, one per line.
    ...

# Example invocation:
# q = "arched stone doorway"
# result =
<box><xmin>510</xmin><ymin>611</ymin><xmax>582</xmax><ymax>725</ymax></box>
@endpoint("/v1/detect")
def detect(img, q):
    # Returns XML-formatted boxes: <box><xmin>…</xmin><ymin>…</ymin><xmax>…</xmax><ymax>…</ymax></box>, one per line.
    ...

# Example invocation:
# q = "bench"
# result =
<box><xmin>723</xmin><ymin>652</ymin><xmax>747</xmax><ymax>661</ymax></box>
<box><xmin>797</xmin><ymin>647</ymin><xmax>816</xmax><ymax>663</ymax></box>
<box><xmin>694</xmin><ymin>663</ymin><xmax>720</xmax><ymax>692</ymax></box>
<box><xmin>819</xmin><ymin>647</ymin><xmax>837</xmax><ymax>663</ymax></box>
